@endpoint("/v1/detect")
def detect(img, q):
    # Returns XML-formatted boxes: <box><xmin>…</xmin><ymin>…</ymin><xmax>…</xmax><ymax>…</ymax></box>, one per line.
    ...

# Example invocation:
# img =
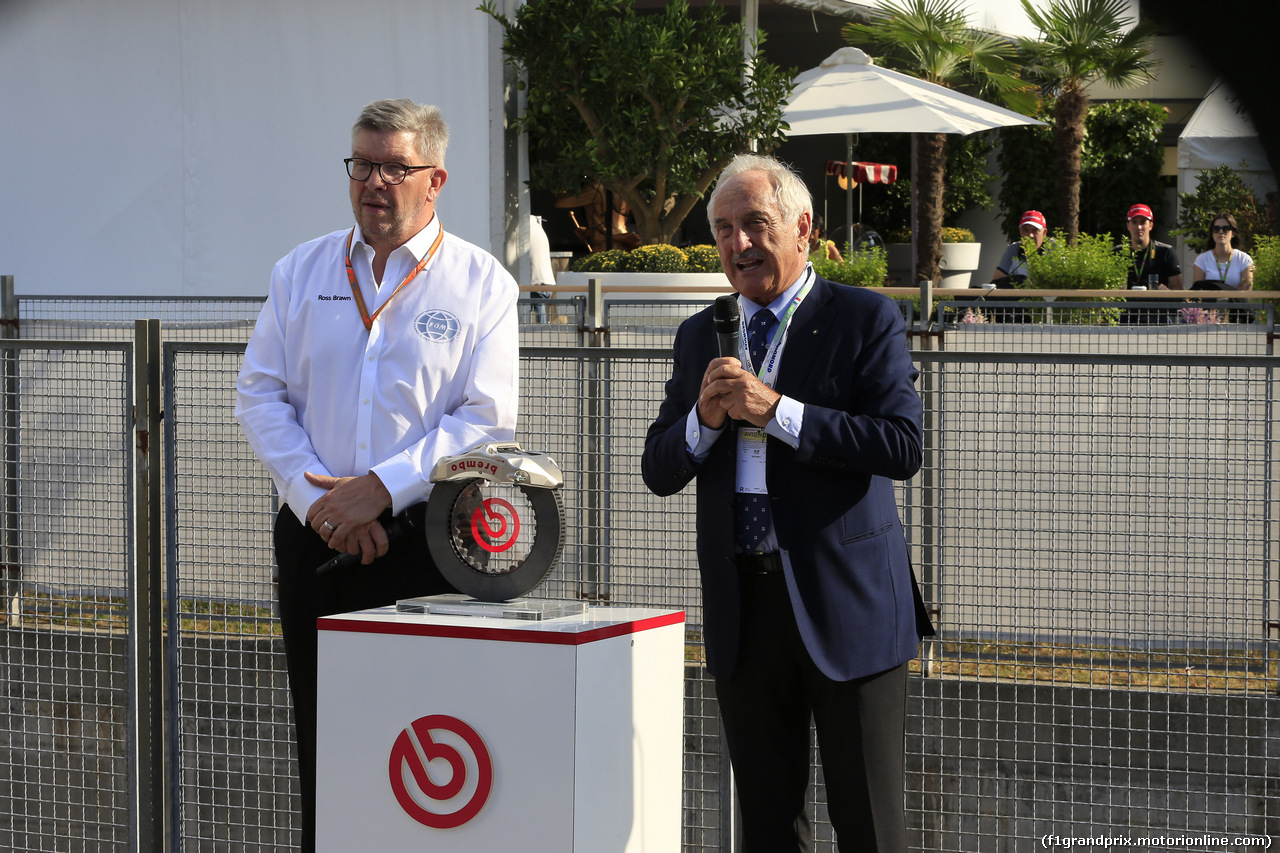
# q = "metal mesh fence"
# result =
<box><xmin>17</xmin><ymin>297</ymin><xmax>266</xmax><ymax>344</ymax></box>
<box><xmin>3</xmin><ymin>296</ymin><xmax>1280</xmax><ymax>852</ymax></box>
<box><xmin>938</xmin><ymin>298</ymin><xmax>1276</xmax><ymax>356</ymax></box>
<box><xmin>906</xmin><ymin>351</ymin><xmax>1279</xmax><ymax>850</ymax></box>
<box><xmin>163</xmin><ymin>344</ymin><xmax>294</xmax><ymax>852</ymax></box>
<box><xmin>0</xmin><ymin>341</ymin><xmax>134</xmax><ymax>853</ymax></box>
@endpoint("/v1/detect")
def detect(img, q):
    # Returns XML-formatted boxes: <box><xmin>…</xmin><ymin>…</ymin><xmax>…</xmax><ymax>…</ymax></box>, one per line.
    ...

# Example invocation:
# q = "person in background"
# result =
<box><xmin>1115</xmin><ymin>203</ymin><xmax>1182</xmax><ymax>290</ymax></box>
<box><xmin>991</xmin><ymin>209</ymin><xmax>1047</xmax><ymax>285</ymax></box>
<box><xmin>642</xmin><ymin>153</ymin><xmax>931</xmax><ymax>852</ymax></box>
<box><xmin>808</xmin><ymin>213</ymin><xmax>844</xmax><ymax>262</ymax></box>
<box><xmin>1191</xmin><ymin>212</ymin><xmax>1254</xmax><ymax>290</ymax></box>
<box><xmin>235</xmin><ymin>98</ymin><xmax>519</xmax><ymax>852</ymax></box>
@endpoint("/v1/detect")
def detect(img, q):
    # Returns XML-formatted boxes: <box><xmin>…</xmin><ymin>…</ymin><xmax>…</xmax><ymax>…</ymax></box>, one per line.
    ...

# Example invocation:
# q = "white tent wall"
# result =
<box><xmin>0</xmin><ymin>0</ymin><xmax>519</xmax><ymax>297</ymax></box>
<box><xmin>1176</xmin><ymin>81</ymin><xmax>1276</xmax><ymax>274</ymax></box>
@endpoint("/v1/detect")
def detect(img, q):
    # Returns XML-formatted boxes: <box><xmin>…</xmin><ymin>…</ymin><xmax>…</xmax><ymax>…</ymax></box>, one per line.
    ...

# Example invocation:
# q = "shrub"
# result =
<box><xmin>811</xmin><ymin>247</ymin><xmax>888</xmax><ymax>288</ymax></box>
<box><xmin>1020</xmin><ymin>231</ymin><xmax>1129</xmax><ymax>324</ymax></box>
<box><xmin>616</xmin><ymin>244</ymin><xmax>687</xmax><ymax>273</ymax></box>
<box><xmin>571</xmin><ymin>249</ymin><xmax>627</xmax><ymax>273</ymax></box>
<box><xmin>1174</xmin><ymin>163</ymin><xmax>1273</xmax><ymax>251</ymax></box>
<box><xmin>1252</xmin><ymin>235</ymin><xmax>1280</xmax><ymax>290</ymax></box>
<box><xmin>1021</xmin><ymin>231</ymin><xmax>1128</xmax><ymax>290</ymax></box>
<box><xmin>940</xmin><ymin>227</ymin><xmax>976</xmax><ymax>244</ymax></box>
<box><xmin>571</xmin><ymin>245</ymin><xmax>725</xmax><ymax>274</ymax></box>
<box><xmin>684</xmin><ymin>244</ymin><xmax>722</xmax><ymax>273</ymax></box>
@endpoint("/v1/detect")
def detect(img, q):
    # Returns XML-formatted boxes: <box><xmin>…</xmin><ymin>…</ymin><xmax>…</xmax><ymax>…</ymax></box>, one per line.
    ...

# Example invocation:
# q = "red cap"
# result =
<box><xmin>1019</xmin><ymin>210</ymin><xmax>1047</xmax><ymax>231</ymax></box>
<box><xmin>1127</xmin><ymin>204</ymin><xmax>1154</xmax><ymax>222</ymax></box>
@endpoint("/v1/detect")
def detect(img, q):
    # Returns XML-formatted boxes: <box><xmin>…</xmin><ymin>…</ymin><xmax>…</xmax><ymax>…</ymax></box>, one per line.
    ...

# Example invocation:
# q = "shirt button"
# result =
<box><xmin>362</xmin><ymin>399</ymin><xmax>370</xmax><ymax>405</ymax></box>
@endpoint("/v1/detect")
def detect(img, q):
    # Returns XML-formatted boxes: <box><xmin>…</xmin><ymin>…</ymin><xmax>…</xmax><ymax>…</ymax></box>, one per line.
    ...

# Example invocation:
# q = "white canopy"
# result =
<box><xmin>1177</xmin><ymin>80</ymin><xmax>1275</xmax><ymax>196</ymax></box>
<box><xmin>783</xmin><ymin>48</ymin><xmax>1044</xmax><ymax>138</ymax></box>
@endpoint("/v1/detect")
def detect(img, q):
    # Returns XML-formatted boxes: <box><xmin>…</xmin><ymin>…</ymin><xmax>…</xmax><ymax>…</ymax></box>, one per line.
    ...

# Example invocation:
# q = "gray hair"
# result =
<box><xmin>351</xmin><ymin>99</ymin><xmax>449</xmax><ymax>167</ymax></box>
<box><xmin>706</xmin><ymin>154</ymin><xmax>813</xmax><ymax>231</ymax></box>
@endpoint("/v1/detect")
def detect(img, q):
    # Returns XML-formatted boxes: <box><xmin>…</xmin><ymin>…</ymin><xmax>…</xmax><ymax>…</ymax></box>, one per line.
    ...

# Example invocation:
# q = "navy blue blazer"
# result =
<box><xmin>641</xmin><ymin>276</ymin><xmax>932</xmax><ymax>681</ymax></box>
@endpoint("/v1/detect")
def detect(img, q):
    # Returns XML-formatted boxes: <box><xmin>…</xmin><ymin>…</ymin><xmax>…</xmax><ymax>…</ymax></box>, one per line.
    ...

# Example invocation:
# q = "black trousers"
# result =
<box><xmin>273</xmin><ymin>503</ymin><xmax>450</xmax><ymax>853</ymax></box>
<box><xmin>714</xmin><ymin>570</ymin><xmax>911</xmax><ymax>853</ymax></box>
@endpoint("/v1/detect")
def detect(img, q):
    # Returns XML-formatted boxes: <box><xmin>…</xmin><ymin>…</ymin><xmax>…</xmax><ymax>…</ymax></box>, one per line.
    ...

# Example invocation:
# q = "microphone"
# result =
<box><xmin>713</xmin><ymin>294</ymin><xmax>740</xmax><ymax>358</ymax></box>
<box><xmin>315</xmin><ymin>509</ymin><xmax>423</xmax><ymax>575</ymax></box>
<box><xmin>712</xmin><ymin>294</ymin><xmax>741</xmax><ymax>431</ymax></box>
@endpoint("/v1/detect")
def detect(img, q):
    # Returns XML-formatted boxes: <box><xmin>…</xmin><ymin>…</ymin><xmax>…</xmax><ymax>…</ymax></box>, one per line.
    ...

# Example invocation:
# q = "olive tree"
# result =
<box><xmin>482</xmin><ymin>0</ymin><xmax>795</xmax><ymax>245</ymax></box>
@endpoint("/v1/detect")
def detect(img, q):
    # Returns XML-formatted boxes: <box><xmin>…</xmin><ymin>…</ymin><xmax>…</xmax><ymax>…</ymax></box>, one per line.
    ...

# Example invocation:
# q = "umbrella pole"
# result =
<box><xmin>910</xmin><ymin>133</ymin><xmax>919</xmax><ymax>287</ymax></box>
<box><xmin>845</xmin><ymin>133</ymin><xmax>854</xmax><ymax>244</ymax></box>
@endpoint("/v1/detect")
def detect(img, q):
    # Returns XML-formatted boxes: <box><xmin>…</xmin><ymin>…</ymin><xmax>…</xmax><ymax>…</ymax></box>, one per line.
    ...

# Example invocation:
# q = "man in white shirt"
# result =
<box><xmin>235</xmin><ymin>99</ymin><xmax>518</xmax><ymax>852</ymax></box>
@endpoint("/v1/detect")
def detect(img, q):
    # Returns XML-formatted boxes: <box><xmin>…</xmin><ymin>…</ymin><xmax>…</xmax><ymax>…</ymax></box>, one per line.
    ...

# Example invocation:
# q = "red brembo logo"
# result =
<box><xmin>471</xmin><ymin>498</ymin><xmax>520</xmax><ymax>553</ymax></box>
<box><xmin>389</xmin><ymin>715</ymin><xmax>493</xmax><ymax>829</ymax></box>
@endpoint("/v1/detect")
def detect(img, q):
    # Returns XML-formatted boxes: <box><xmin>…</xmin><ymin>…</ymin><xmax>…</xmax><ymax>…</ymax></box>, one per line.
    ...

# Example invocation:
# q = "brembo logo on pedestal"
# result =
<box><xmin>389</xmin><ymin>714</ymin><xmax>494</xmax><ymax>829</ymax></box>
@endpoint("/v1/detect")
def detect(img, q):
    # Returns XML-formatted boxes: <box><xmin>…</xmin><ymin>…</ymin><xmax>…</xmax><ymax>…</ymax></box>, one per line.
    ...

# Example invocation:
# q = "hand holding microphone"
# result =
<box><xmin>708</xmin><ymin>294</ymin><xmax>742</xmax><ymax>431</ymax></box>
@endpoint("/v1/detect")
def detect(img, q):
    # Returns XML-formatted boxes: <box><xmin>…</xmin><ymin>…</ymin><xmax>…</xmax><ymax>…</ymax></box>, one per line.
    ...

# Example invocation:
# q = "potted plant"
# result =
<box><xmin>885</xmin><ymin>226</ymin><xmax>980</xmax><ymax>288</ymax></box>
<box><xmin>938</xmin><ymin>227</ymin><xmax>981</xmax><ymax>289</ymax></box>
<box><xmin>559</xmin><ymin>244</ymin><xmax>730</xmax><ymax>301</ymax></box>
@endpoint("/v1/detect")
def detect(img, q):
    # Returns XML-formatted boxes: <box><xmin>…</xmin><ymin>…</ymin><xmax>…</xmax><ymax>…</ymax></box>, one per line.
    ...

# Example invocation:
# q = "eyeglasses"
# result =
<box><xmin>344</xmin><ymin>158</ymin><xmax>434</xmax><ymax>185</ymax></box>
<box><xmin>1211</xmin><ymin>224</ymin><xmax>1234</xmax><ymax>233</ymax></box>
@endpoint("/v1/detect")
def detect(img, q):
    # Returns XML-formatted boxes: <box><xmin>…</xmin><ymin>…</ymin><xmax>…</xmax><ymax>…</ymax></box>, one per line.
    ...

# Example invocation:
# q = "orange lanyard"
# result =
<box><xmin>343</xmin><ymin>225</ymin><xmax>444</xmax><ymax>331</ymax></box>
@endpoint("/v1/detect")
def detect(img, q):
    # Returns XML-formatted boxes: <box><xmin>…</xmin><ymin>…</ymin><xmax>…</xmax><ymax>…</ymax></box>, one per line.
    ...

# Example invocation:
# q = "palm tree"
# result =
<box><xmin>842</xmin><ymin>0</ymin><xmax>1032</xmax><ymax>285</ymax></box>
<box><xmin>1018</xmin><ymin>0</ymin><xmax>1158</xmax><ymax>244</ymax></box>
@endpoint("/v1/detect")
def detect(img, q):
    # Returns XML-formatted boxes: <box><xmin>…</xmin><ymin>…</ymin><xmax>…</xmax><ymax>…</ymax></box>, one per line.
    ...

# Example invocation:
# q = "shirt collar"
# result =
<box><xmin>351</xmin><ymin>214</ymin><xmax>442</xmax><ymax>263</ymax></box>
<box><xmin>740</xmin><ymin>263</ymin><xmax>813</xmax><ymax>322</ymax></box>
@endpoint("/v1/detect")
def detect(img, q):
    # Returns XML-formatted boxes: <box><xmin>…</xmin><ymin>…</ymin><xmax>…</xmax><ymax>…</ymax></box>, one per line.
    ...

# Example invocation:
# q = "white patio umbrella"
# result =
<box><xmin>782</xmin><ymin>47</ymin><xmax>1044</xmax><ymax>275</ymax></box>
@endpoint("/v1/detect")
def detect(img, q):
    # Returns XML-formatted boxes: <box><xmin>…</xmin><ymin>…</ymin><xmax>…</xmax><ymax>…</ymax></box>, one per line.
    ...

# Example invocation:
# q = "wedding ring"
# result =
<box><xmin>322</xmin><ymin>520</ymin><xmax>335</xmax><ymax>532</ymax></box>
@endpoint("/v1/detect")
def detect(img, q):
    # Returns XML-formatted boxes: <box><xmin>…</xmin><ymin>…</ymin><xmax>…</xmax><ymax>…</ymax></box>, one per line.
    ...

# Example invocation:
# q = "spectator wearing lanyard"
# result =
<box><xmin>1191</xmin><ymin>212</ymin><xmax>1255</xmax><ymax>290</ymax></box>
<box><xmin>1115</xmin><ymin>203</ymin><xmax>1183</xmax><ymax>289</ymax></box>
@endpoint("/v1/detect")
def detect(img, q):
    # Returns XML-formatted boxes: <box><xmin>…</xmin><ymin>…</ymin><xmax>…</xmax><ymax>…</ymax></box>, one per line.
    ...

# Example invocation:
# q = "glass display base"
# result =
<box><xmin>396</xmin><ymin>593</ymin><xmax>587</xmax><ymax>621</ymax></box>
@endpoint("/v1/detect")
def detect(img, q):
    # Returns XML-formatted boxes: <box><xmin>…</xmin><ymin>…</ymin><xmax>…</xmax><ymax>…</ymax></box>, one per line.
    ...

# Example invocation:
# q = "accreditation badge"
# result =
<box><xmin>735</xmin><ymin>427</ymin><xmax>768</xmax><ymax>495</ymax></box>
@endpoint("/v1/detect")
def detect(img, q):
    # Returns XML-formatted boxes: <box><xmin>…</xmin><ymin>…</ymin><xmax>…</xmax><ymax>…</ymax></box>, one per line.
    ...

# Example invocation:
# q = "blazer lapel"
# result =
<box><xmin>775</xmin><ymin>276</ymin><xmax>836</xmax><ymax>395</ymax></box>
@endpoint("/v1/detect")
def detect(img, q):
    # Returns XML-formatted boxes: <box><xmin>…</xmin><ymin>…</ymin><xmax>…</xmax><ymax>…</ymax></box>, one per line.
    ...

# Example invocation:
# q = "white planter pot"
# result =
<box><xmin>886</xmin><ymin>242</ymin><xmax>982</xmax><ymax>288</ymax></box>
<box><xmin>555</xmin><ymin>270</ymin><xmax>730</xmax><ymax>301</ymax></box>
<box><xmin>939</xmin><ymin>243</ymin><xmax>981</xmax><ymax>289</ymax></box>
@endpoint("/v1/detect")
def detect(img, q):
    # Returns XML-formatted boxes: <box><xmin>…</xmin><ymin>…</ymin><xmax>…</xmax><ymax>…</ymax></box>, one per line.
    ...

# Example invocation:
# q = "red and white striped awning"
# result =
<box><xmin>824</xmin><ymin>160</ymin><xmax>898</xmax><ymax>185</ymax></box>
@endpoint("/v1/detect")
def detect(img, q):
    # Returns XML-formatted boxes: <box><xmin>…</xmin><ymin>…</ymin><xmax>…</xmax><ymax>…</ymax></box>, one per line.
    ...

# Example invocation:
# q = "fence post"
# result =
<box><xmin>580</xmin><ymin>280</ymin><xmax>609</xmax><ymax>601</ymax></box>
<box><xmin>915</xmin><ymin>337</ymin><xmax>941</xmax><ymax>677</ymax></box>
<box><xmin>131</xmin><ymin>319</ymin><xmax>167</xmax><ymax>852</ymax></box>
<box><xmin>1</xmin><ymin>276</ymin><xmax>16</xmax><ymax>623</ymax></box>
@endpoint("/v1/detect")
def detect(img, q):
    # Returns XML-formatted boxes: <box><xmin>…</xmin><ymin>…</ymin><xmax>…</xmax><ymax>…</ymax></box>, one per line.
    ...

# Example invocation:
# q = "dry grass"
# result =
<box><xmin>10</xmin><ymin>596</ymin><xmax>1277</xmax><ymax>694</ymax></box>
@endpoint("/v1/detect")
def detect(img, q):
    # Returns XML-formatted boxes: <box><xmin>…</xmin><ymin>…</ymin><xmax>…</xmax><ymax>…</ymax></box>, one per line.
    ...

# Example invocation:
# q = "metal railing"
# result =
<box><xmin>2</xmin><ymin>280</ymin><xmax>1279</xmax><ymax>851</ymax></box>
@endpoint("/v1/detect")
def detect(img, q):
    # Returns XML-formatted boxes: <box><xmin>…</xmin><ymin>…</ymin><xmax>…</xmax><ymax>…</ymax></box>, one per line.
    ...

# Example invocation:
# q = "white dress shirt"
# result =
<box><xmin>236</xmin><ymin>215</ymin><xmax>519</xmax><ymax>524</ymax></box>
<box><xmin>682</xmin><ymin>269</ymin><xmax>811</xmax><ymax>554</ymax></box>
<box><xmin>685</xmin><ymin>269</ymin><xmax>810</xmax><ymax>457</ymax></box>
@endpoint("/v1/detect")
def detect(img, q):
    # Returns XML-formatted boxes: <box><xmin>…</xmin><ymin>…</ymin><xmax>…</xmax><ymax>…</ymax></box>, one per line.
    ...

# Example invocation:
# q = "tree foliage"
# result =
<box><xmin>997</xmin><ymin>99</ymin><xmax>1165</xmax><ymax>243</ymax></box>
<box><xmin>482</xmin><ymin>0</ymin><xmax>795</xmax><ymax>245</ymax></box>
<box><xmin>1173</xmin><ymin>163</ymin><xmax>1273</xmax><ymax>250</ymax></box>
<box><xmin>841</xmin><ymin>0</ymin><xmax>1031</xmax><ymax>283</ymax></box>
<box><xmin>1017</xmin><ymin>0</ymin><xmax>1158</xmax><ymax>243</ymax></box>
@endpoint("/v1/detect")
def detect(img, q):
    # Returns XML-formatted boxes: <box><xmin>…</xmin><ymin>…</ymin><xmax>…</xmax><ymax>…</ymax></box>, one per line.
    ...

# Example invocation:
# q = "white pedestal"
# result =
<box><xmin>316</xmin><ymin>604</ymin><xmax>685</xmax><ymax>852</ymax></box>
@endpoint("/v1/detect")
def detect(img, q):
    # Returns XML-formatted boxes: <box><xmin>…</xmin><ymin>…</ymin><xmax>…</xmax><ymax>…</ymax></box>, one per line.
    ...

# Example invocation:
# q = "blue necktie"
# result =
<box><xmin>736</xmin><ymin>309</ymin><xmax>776</xmax><ymax>553</ymax></box>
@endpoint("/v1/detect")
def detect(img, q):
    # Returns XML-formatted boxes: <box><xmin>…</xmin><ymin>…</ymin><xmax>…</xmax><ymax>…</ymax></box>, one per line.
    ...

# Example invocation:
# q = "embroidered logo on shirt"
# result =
<box><xmin>415</xmin><ymin>309</ymin><xmax>461</xmax><ymax>343</ymax></box>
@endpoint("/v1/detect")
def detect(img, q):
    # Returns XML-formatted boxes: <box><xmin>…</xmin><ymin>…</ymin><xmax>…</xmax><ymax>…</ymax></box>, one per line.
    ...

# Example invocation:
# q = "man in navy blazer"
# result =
<box><xmin>642</xmin><ymin>154</ymin><xmax>931</xmax><ymax>852</ymax></box>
